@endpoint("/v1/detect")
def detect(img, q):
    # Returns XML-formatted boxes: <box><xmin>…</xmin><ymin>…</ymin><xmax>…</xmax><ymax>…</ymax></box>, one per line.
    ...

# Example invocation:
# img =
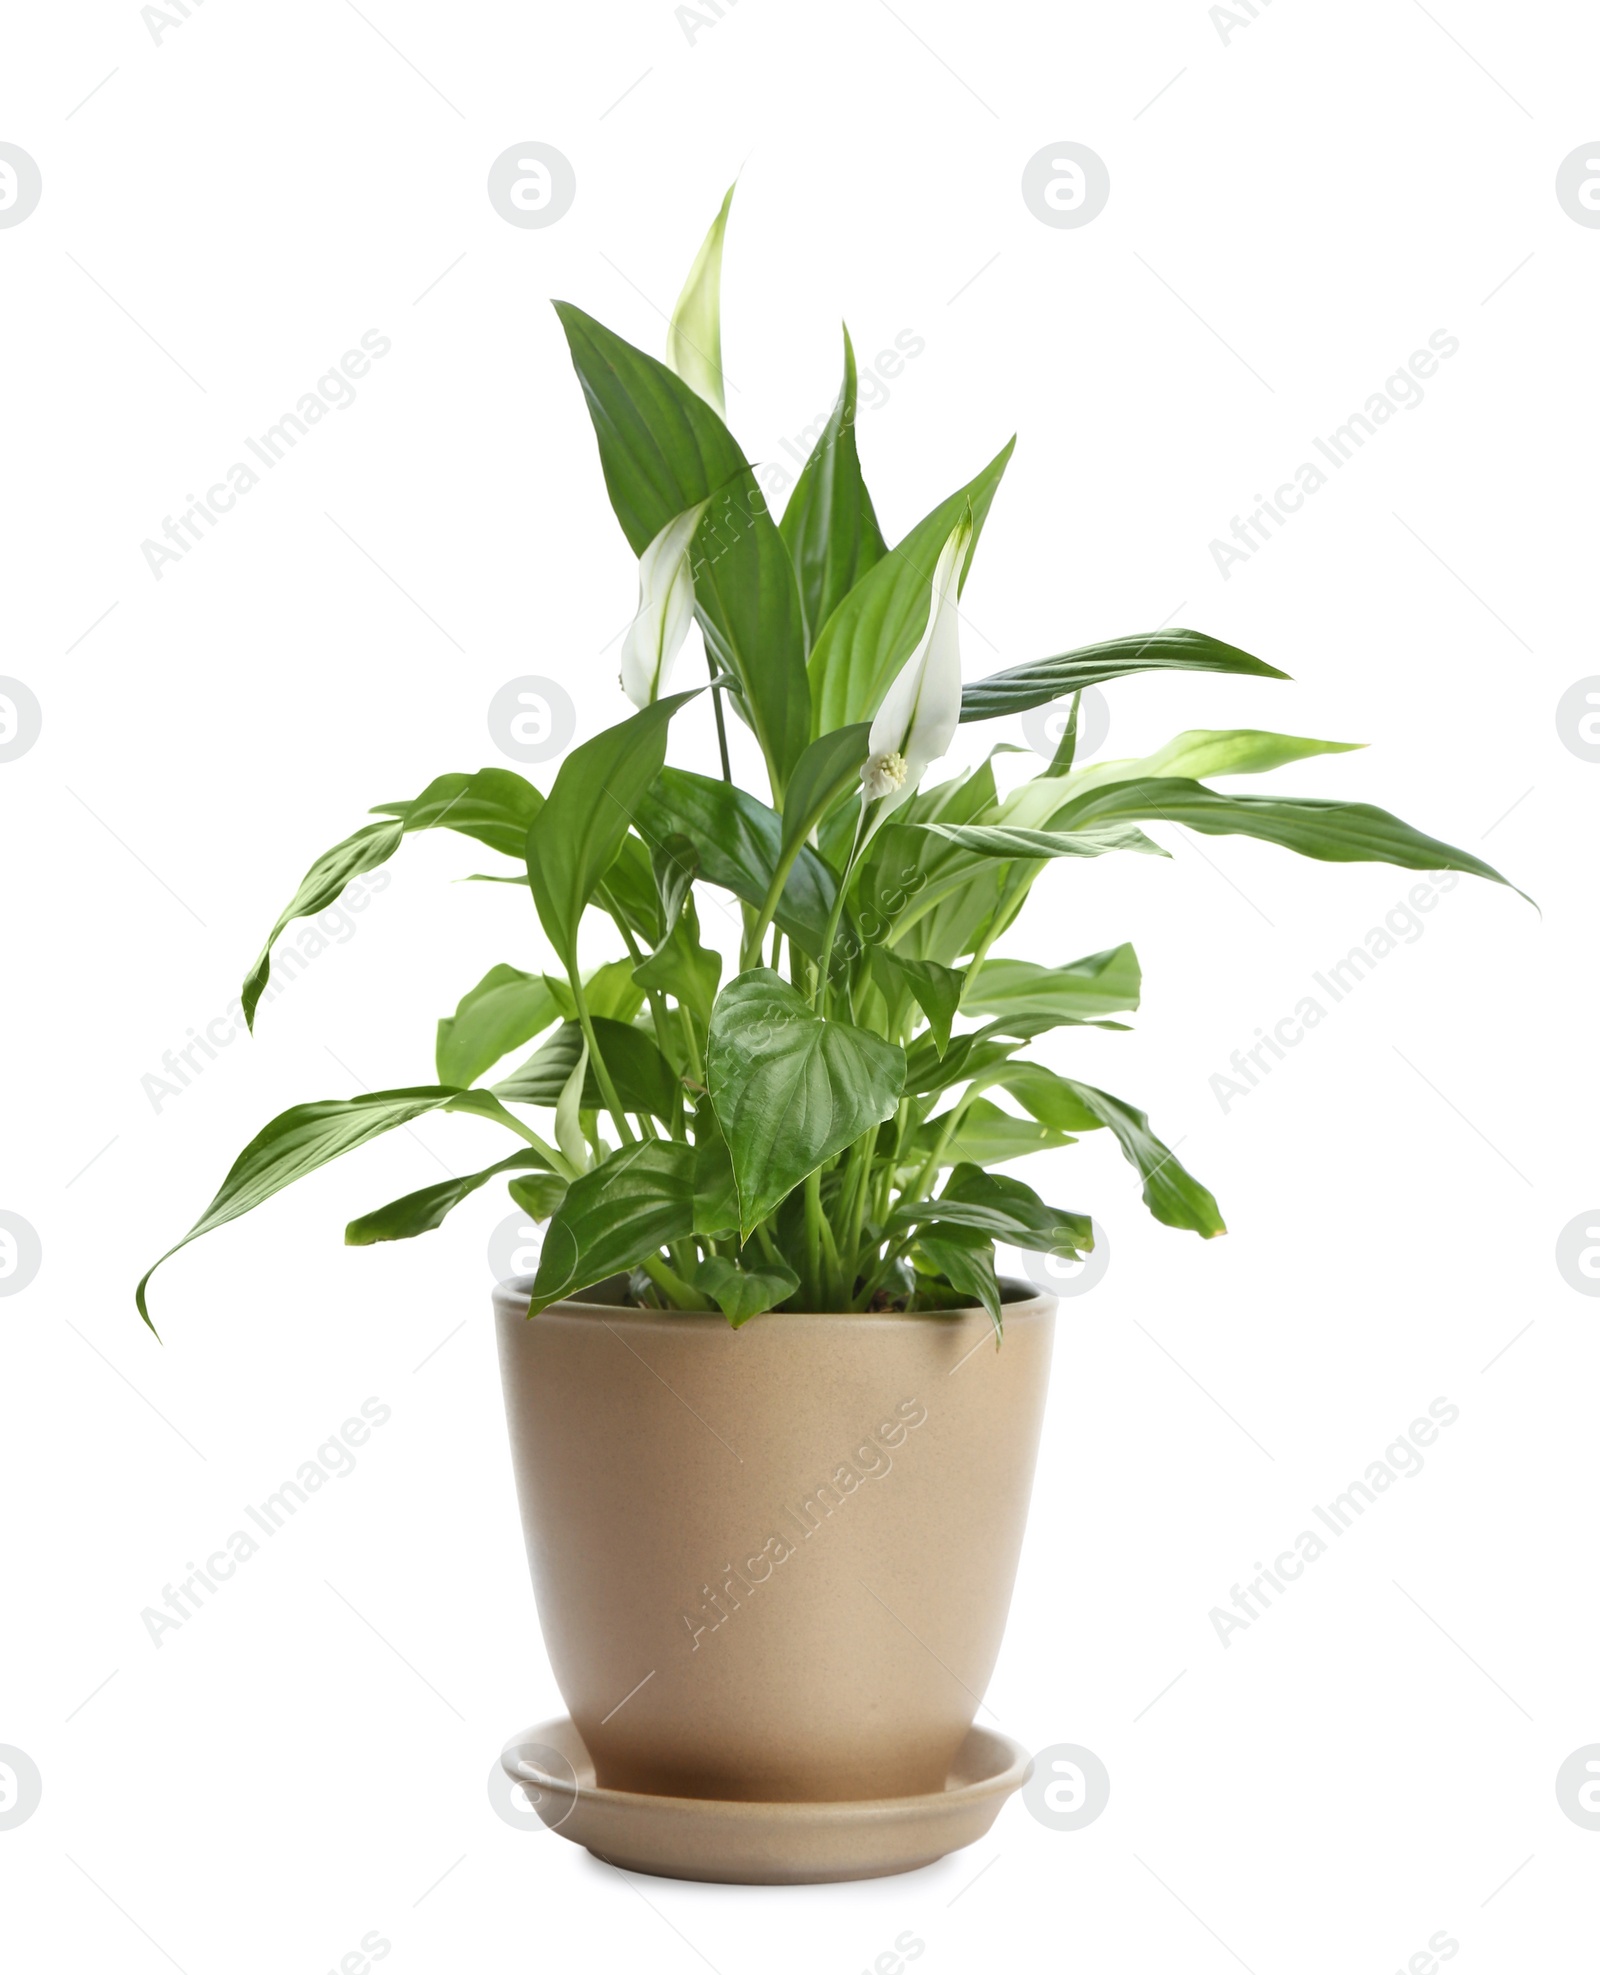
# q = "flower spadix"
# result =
<box><xmin>861</xmin><ymin>512</ymin><xmax>972</xmax><ymax>813</ymax></box>
<box><xmin>620</xmin><ymin>500</ymin><xmax>709</xmax><ymax>708</ymax></box>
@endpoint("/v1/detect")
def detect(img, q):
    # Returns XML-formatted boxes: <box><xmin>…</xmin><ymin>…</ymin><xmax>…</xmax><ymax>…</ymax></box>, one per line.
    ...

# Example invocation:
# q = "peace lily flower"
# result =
<box><xmin>861</xmin><ymin>512</ymin><xmax>972</xmax><ymax>813</ymax></box>
<box><xmin>619</xmin><ymin>499</ymin><xmax>709</xmax><ymax>708</ymax></box>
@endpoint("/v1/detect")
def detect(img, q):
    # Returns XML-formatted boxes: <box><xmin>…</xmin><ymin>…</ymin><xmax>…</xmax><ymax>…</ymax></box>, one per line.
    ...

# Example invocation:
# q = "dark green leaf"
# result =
<box><xmin>959</xmin><ymin>629</ymin><xmax>1289</xmax><ymax>723</ymax></box>
<box><xmin>345</xmin><ymin>1148</ymin><xmax>552</xmax><ymax>1246</ymax></box>
<box><xmin>894</xmin><ymin>1164</ymin><xmax>1092</xmax><ymax>1255</ymax></box>
<box><xmin>633</xmin><ymin>894</ymin><xmax>722</xmax><ymax>1031</ymax></box>
<box><xmin>524</xmin><ymin>692</ymin><xmax>698</xmax><ymax>969</ymax></box>
<box><xmin>436</xmin><ymin>965</ymin><xmax>562</xmax><ymax>1088</ymax></box>
<box><xmin>808</xmin><ymin>437</ymin><xmax>1015</xmax><ymax>735</ymax></box>
<box><xmin>694</xmin><ymin>1255</ymin><xmax>800</xmax><ymax>1327</ymax></box>
<box><xmin>528</xmin><ymin>1140</ymin><xmax>698</xmax><ymax>1314</ymax></box>
<box><xmin>707</xmin><ymin>969</ymin><xmax>905</xmax><ymax>1235</ymax></box>
<box><xmin>869</xmin><ymin>949</ymin><xmax>964</xmax><ymax>1052</ymax></box>
<box><xmin>554</xmin><ymin>302</ymin><xmax>810</xmax><ymax>790</ymax></box>
<box><xmin>494</xmin><ymin>1018</ymin><xmax>680</xmax><ymax>1121</ymax></box>
<box><xmin>912</xmin><ymin>1234</ymin><xmax>1002</xmax><ymax>1338</ymax></box>
<box><xmin>777</xmin><ymin>328</ymin><xmax>889</xmax><ymax>649</ymax></box>
<box><xmin>638</xmin><ymin>767</ymin><xmax>843</xmax><ymax>961</ymax></box>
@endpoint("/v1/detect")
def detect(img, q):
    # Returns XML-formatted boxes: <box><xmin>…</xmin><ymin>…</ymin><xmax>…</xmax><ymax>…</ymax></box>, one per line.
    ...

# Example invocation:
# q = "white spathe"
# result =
<box><xmin>861</xmin><ymin>514</ymin><xmax>972</xmax><ymax>812</ymax></box>
<box><xmin>620</xmin><ymin>501</ymin><xmax>709</xmax><ymax>708</ymax></box>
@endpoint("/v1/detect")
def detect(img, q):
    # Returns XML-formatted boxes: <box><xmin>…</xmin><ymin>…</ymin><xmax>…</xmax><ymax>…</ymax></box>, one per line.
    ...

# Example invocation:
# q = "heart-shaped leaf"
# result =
<box><xmin>707</xmin><ymin>970</ymin><xmax>904</xmax><ymax>1236</ymax></box>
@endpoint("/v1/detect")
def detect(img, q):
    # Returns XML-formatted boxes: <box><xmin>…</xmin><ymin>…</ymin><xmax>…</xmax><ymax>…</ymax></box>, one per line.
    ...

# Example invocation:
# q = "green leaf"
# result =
<box><xmin>494</xmin><ymin>1018</ymin><xmax>680</xmax><ymax>1121</ymax></box>
<box><xmin>707</xmin><ymin>969</ymin><xmax>905</xmax><ymax>1235</ymax></box>
<box><xmin>963</xmin><ymin>944</ymin><xmax>1143</xmax><ymax>1021</ymax></box>
<box><xmin>1056</xmin><ymin>1080</ymin><xmax>1225</xmax><ymax>1237</ymax></box>
<box><xmin>777</xmin><ymin>328</ymin><xmax>889</xmax><ymax>649</ymax></box>
<box><xmin>240</xmin><ymin>819</ymin><xmax>402</xmax><ymax>1030</ymax></box>
<box><xmin>917</xmin><ymin>820</ymin><xmax>1168</xmax><ymax>862</ymax></box>
<box><xmin>244</xmin><ymin>767</ymin><xmax>545</xmax><ymax>1030</ymax></box>
<box><xmin>633</xmin><ymin>894</ymin><xmax>722</xmax><ymax>1031</ymax></box>
<box><xmin>638</xmin><ymin>768</ymin><xmax>843</xmax><ymax>961</ymax></box>
<box><xmin>507</xmin><ymin>1171</ymin><xmax>569</xmax><ymax>1221</ymax></box>
<box><xmin>1067</xmin><ymin>727</ymin><xmax>1363</xmax><ymax>798</ymax></box>
<box><xmin>689</xmin><ymin>1101</ymin><xmax>741</xmax><ymax>1237</ymax></box>
<box><xmin>554</xmin><ymin>302</ymin><xmax>810</xmax><ymax>791</ymax></box>
<box><xmin>694</xmin><ymin>1254</ymin><xmax>800</xmax><ymax>1327</ymax></box>
<box><xmin>136</xmin><ymin>1085</ymin><xmax>534</xmax><ymax>1329</ymax></box>
<box><xmin>651</xmin><ymin>831</ymin><xmax>699</xmax><ymax>929</ymax></box>
<box><xmin>869</xmin><ymin>948</ymin><xmax>964</xmax><ymax>1052</ymax></box>
<box><xmin>902</xmin><ymin>1030</ymin><xmax>1023</xmax><ymax>1099</ymax></box>
<box><xmin>599</xmin><ymin>832</ymin><xmax>666</xmax><ymax>947</ymax></box>
<box><xmin>345</xmin><ymin>1148</ymin><xmax>553</xmax><ymax>1246</ymax></box>
<box><xmin>911</xmin><ymin>1233</ymin><xmax>1002</xmax><ymax>1338</ymax></box>
<box><xmin>779</xmin><ymin>723</ymin><xmax>871</xmax><ymax>872</ymax></box>
<box><xmin>982</xmin><ymin>1061</ymin><xmax>1103</xmax><ymax>1132</ymax></box>
<box><xmin>372</xmin><ymin>767</ymin><xmax>545</xmax><ymax>858</ymax></box>
<box><xmin>543</xmin><ymin>959</ymin><xmax>646</xmax><ymax>1026</ymax></box>
<box><xmin>808</xmin><ymin>436</ymin><xmax>1015</xmax><ymax>736</ymax></box>
<box><xmin>913</xmin><ymin>1098</ymin><xmax>1080</xmax><ymax>1167</ymax></box>
<box><xmin>1047</xmin><ymin>778</ymin><xmax>1527</xmax><ymax>896</ymax></box>
<box><xmin>894</xmin><ymin>1164</ymin><xmax>1092</xmax><ymax>1254</ymax></box>
<box><xmin>524</xmin><ymin>692</ymin><xmax>698</xmax><ymax>970</ymax></box>
<box><xmin>436</xmin><ymin>966</ymin><xmax>562</xmax><ymax>1087</ymax></box>
<box><xmin>528</xmin><ymin>1140</ymin><xmax>698</xmax><ymax>1313</ymax></box>
<box><xmin>665</xmin><ymin>181</ymin><xmax>734</xmax><ymax>413</ymax></box>
<box><xmin>958</xmin><ymin>629</ymin><xmax>1289</xmax><ymax>724</ymax></box>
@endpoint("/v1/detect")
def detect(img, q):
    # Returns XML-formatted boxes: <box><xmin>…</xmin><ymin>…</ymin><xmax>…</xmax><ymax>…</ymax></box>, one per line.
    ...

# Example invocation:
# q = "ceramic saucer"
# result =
<box><xmin>501</xmin><ymin>1716</ymin><xmax>1032</xmax><ymax>1885</ymax></box>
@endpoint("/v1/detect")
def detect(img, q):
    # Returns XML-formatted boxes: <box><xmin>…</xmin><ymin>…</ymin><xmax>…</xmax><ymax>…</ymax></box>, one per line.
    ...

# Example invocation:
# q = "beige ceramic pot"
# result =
<box><xmin>494</xmin><ymin>1274</ymin><xmax>1056</xmax><ymax>1812</ymax></box>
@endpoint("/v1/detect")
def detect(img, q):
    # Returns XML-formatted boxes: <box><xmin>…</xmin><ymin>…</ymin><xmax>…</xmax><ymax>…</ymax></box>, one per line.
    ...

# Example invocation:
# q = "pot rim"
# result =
<box><xmin>492</xmin><ymin>1272</ymin><xmax>1057</xmax><ymax>1327</ymax></box>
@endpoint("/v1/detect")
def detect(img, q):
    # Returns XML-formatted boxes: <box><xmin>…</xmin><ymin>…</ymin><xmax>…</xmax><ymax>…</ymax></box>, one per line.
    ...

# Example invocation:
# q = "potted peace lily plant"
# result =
<box><xmin>136</xmin><ymin>190</ymin><xmax>1519</xmax><ymax>1883</ymax></box>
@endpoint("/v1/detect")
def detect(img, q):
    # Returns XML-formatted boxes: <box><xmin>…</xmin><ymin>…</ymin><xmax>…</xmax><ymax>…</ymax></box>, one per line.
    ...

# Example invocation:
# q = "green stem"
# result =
<box><xmin>568</xmin><ymin>968</ymin><xmax>635</xmax><ymax>1147</ymax></box>
<box><xmin>638</xmin><ymin>1252</ymin><xmax>706</xmax><ymax>1310</ymax></box>
<box><xmin>802</xmin><ymin>1168</ymin><xmax>825</xmax><ymax>1306</ymax></box>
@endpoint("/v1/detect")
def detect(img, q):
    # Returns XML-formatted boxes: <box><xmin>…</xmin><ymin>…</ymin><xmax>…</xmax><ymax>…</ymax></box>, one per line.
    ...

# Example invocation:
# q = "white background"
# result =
<box><xmin>2</xmin><ymin>2</ymin><xmax>1596</xmax><ymax>1969</ymax></box>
